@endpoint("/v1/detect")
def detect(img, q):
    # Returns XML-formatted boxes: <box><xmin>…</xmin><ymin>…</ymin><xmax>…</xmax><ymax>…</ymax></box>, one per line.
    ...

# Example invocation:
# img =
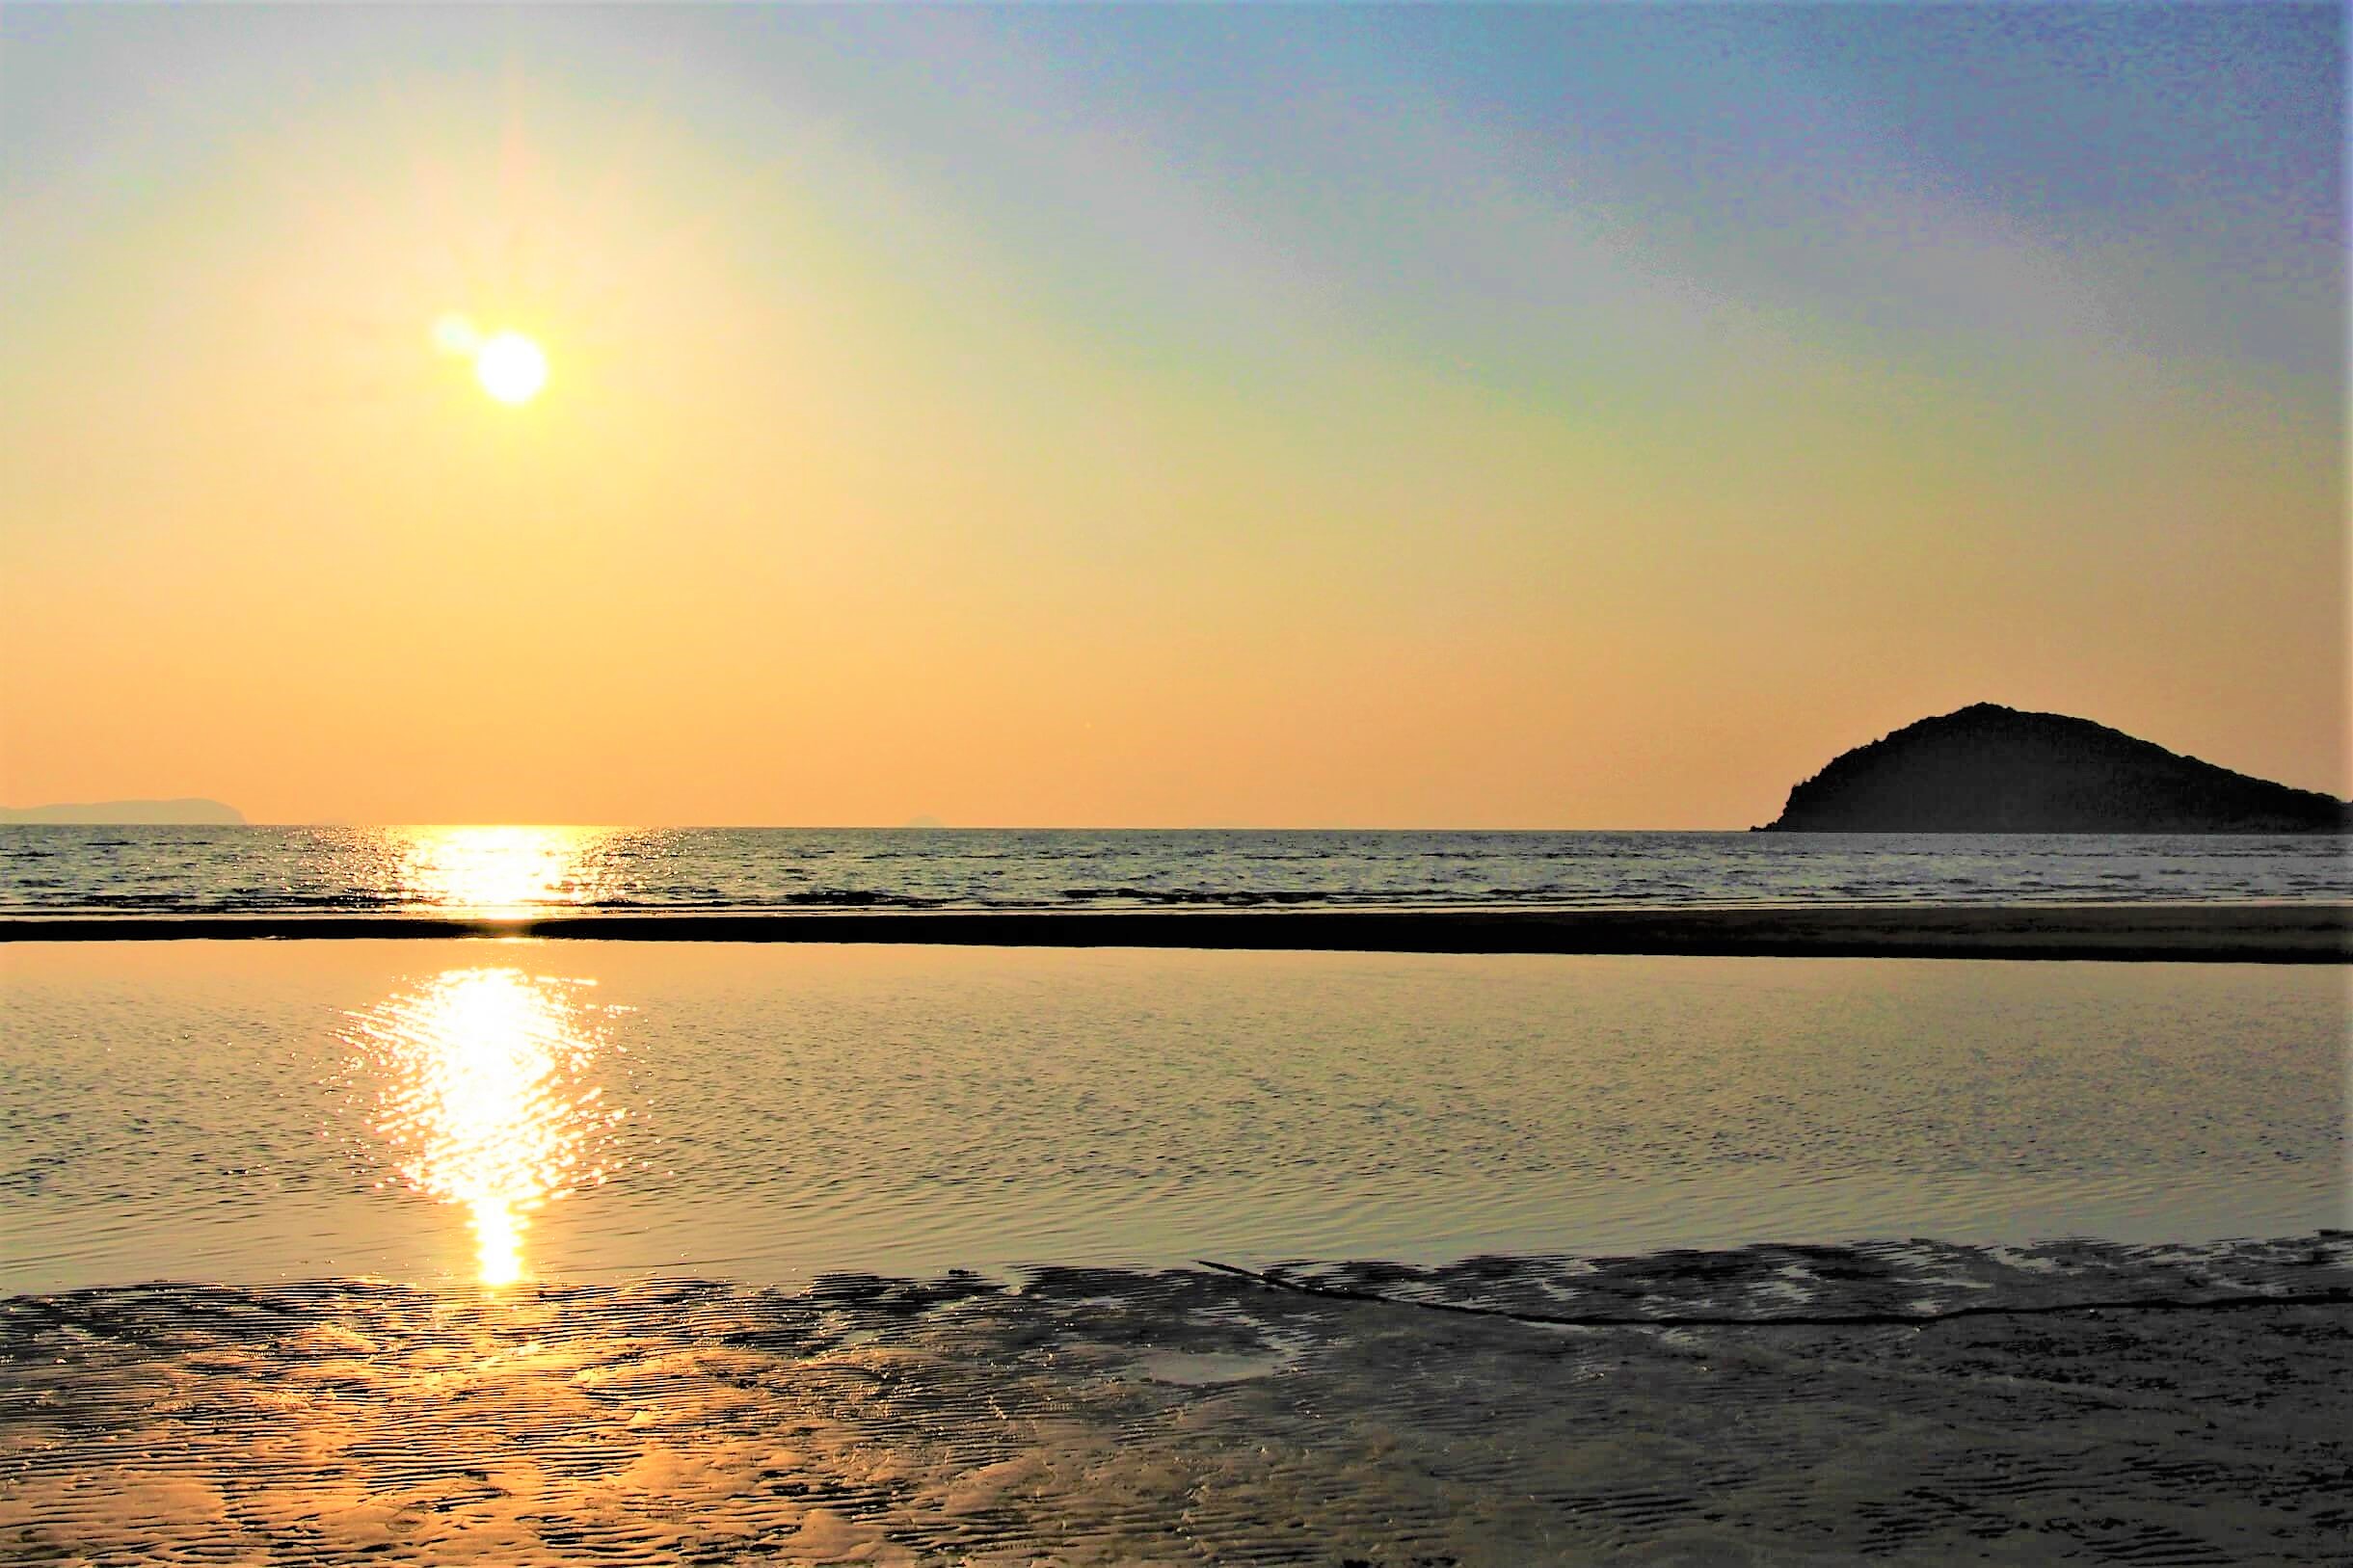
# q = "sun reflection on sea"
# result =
<box><xmin>343</xmin><ymin>968</ymin><xmax>625</xmax><ymax>1286</ymax></box>
<box><xmin>395</xmin><ymin>825</ymin><xmax>609</xmax><ymax>917</ymax></box>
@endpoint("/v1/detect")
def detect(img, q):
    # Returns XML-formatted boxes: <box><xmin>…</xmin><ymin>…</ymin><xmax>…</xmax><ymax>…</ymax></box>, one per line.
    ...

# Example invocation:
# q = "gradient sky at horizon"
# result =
<box><xmin>2</xmin><ymin>3</ymin><xmax>2343</xmax><ymax>827</ymax></box>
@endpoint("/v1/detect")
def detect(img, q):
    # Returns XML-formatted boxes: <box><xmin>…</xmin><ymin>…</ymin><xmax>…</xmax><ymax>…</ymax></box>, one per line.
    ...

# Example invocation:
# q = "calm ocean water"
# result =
<box><xmin>6</xmin><ymin>841</ymin><xmax>2345</xmax><ymax>1562</ymax></box>
<box><xmin>4</xmin><ymin>942</ymin><xmax>2342</xmax><ymax>1293</ymax></box>
<box><xmin>3</xmin><ymin>824</ymin><xmax>2347</xmax><ymax>917</ymax></box>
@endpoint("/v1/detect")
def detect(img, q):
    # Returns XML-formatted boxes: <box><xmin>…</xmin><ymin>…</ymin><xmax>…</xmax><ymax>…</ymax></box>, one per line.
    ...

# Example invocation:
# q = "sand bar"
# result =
<box><xmin>1</xmin><ymin>902</ymin><xmax>2346</xmax><ymax>960</ymax></box>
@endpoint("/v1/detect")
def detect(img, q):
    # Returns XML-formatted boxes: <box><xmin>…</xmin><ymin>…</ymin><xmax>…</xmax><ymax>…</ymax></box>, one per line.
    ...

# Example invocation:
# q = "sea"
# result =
<box><xmin>3</xmin><ymin>825</ymin><xmax>2345</xmax><ymax>1562</ymax></box>
<box><xmin>4</xmin><ymin>822</ymin><xmax>2343</xmax><ymax>1291</ymax></box>
<box><xmin>4</xmin><ymin>822</ymin><xmax>2348</xmax><ymax>916</ymax></box>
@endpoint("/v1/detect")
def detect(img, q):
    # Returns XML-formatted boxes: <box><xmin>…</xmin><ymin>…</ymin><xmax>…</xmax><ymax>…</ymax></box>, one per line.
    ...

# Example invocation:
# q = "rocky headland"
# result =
<box><xmin>1759</xmin><ymin>704</ymin><xmax>2351</xmax><ymax>834</ymax></box>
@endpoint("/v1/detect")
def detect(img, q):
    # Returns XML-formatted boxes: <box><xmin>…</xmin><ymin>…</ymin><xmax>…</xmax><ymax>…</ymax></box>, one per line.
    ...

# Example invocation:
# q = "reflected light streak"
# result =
<box><xmin>397</xmin><ymin>825</ymin><xmax>606</xmax><ymax>917</ymax></box>
<box><xmin>345</xmin><ymin>968</ymin><xmax>623</xmax><ymax>1286</ymax></box>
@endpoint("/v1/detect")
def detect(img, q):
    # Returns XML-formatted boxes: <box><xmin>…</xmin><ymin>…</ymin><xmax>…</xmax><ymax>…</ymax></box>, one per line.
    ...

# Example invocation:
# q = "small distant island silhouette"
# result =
<box><xmin>1759</xmin><ymin>704</ymin><xmax>2351</xmax><ymax>834</ymax></box>
<box><xmin>0</xmin><ymin>798</ymin><xmax>246</xmax><ymax>826</ymax></box>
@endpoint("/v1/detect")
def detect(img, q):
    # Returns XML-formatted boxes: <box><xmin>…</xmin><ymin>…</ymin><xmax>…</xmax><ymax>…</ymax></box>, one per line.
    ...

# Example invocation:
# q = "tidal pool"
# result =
<box><xmin>1</xmin><ymin>942</ymin><xmax>2342</xmax><ymax>1290</ymax></box>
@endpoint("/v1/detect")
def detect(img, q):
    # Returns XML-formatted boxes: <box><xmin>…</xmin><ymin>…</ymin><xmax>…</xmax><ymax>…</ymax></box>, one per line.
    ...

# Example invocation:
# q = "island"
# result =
<box><xmin>0</xmin><ymin>798</ymin><xmax>246</xmax><ymax>826</ymax></box>
<box><xmin>1757</xmin><ymin>704</ymin><xmax>2351</xmax><ymax>834</ymax></box>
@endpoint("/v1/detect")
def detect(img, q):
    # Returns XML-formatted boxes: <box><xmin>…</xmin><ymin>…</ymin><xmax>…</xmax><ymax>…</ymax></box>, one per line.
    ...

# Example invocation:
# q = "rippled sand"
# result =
<box><xmin>6</xmin><ymin>1235</ymin><xmax>2345</xmax><ymax>1565</ymax></box>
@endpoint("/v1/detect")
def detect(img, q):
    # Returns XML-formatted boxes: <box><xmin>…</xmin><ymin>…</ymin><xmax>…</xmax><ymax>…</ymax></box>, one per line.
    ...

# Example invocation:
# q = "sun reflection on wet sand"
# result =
<box><xmin>343</xmin><ymin>968</ymin><xmax>623</xmax><ymax>1285</ymax></box>
<box><xmin>3</xmin><ymin>1240</ymin><xmax>2344</xmax><ymax>1564</ymax></box>
<box><xmin>394</xmin><ymin>825</ymin><xmax>610</xmax><ymax>917</ymax></box>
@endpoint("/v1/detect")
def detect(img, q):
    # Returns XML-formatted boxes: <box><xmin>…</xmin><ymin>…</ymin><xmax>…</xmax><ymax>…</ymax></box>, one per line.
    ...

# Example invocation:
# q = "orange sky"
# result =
<box><xmin>2</xmin><ymin>8</ymin><xmax>2343</xmax><ymax>826</ymax></box>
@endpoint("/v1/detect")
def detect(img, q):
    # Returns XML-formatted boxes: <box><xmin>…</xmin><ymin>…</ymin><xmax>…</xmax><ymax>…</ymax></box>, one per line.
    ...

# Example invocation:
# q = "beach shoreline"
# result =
<box><xmin>5</xmin><ymin>1235</ymin><xmax>2345</xmax><ymax>1565</ymax></box>
<box><xmin>4</xmin><ymin>901</ymin><xmax>2346</xmax><ymax>960</ymax></box>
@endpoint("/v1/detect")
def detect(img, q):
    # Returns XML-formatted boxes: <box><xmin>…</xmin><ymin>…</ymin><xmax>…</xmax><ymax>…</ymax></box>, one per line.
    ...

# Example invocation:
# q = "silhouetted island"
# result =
<box><xmin>0</xmin><ymin>798</ymin><xmax>245</xmax><ymax>826</ymax></box>
<box><xmin>1758</xmin><ymin>704</ymin><xmax>2351</xmax><ymax>834</ymax></box>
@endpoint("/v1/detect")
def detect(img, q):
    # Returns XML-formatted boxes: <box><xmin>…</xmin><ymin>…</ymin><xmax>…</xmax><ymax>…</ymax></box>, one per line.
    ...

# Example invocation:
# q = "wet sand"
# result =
<box><xmin>3</xmin><ymin>901</ymin><xmax>2347</xmax><ymax>959</ymax></box>
<box><xmin>4</xmin><ymin>1235</ymin><xmax>2345</xmax><ymax>1565</ymax></box>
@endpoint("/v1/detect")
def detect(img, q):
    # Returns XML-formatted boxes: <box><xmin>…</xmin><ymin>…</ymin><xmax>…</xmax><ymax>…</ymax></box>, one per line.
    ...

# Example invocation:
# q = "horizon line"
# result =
<box><xmin>1</xmin><ymin>819</ymin><xmax>1769</xmax><ymax>834</ymax></box>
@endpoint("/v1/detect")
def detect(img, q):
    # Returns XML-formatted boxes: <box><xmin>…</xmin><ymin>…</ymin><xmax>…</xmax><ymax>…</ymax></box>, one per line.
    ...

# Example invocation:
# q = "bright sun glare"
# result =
<box><xmin>475</xmin><ymin>331</ymin><xmax>548</xmax><ymax>405</ymax></box>
<box><xmin>434</xmin><ymin>314</ymin><xmax>548</xmax><ymax>406</ymax></box>
<box><xmin>347</xmin><ymin>966</ymin><xmax>620</xmax><ymax>1288</ymax></box>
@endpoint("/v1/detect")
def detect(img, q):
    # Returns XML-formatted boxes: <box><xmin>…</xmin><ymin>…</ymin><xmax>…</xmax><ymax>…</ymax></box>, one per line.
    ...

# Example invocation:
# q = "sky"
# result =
<box><xmin>1</xmin><ymin>3</ymin><xmax>2343</xmax><ymax>827</ymax></box>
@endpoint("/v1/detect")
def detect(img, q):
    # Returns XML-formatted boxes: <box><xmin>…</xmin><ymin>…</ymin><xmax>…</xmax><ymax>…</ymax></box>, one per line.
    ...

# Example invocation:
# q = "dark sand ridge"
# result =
<box><xmin>3</xmin><ymin>1235</ymin><xmax>2345</xmax><ymax>1564</ymax></box>
<box><xmin>5</xmin><ymin>902</ymin><xmax>2347</xmax><ymax>960</ymax></box>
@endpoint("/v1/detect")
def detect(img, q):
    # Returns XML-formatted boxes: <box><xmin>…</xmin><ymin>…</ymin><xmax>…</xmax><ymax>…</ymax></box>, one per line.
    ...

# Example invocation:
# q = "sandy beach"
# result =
<box><xmin>5</xmin><ymin>1235</ymin><xmax>2346</xmax><ymax>1565</ymax></box>
<box><xmin>5</xmin><ymin>902</ymin><xmax>2347</xmax><ymax>961</ymax></box>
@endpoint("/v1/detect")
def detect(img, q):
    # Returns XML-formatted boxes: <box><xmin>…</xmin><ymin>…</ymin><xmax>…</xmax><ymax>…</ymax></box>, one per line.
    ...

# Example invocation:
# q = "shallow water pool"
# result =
<box><xmin>3</xmin><ymin>942</ymin><xmax>2341</xmax><ymax>1291</ymax></box>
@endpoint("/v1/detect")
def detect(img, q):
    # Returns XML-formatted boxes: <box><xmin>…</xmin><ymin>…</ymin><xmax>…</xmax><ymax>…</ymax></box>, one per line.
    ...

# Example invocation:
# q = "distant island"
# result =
<box><xmin>1758</xmin><ymin>704</ymin><xmax>2351</xmax><ymax>834</ymax></box>
<box><xmin>0</xmin><ymin>798</ymin><xmax>246</xmax><ymax>825</ymax></box>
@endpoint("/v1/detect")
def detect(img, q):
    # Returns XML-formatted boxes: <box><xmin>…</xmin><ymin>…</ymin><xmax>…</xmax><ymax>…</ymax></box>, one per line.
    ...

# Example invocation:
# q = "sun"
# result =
<box><xmin>473</xmin><ymin>331</ymin><xmax>548</xmax><ymax>405</ymax></box>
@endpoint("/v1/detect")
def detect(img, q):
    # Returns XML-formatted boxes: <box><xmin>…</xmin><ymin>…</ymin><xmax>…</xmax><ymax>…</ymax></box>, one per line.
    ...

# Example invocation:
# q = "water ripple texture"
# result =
<box><xmin>2</xmin><ymin>824</ymin><xmax>2347</xmax><ymax>918</ymax></box>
